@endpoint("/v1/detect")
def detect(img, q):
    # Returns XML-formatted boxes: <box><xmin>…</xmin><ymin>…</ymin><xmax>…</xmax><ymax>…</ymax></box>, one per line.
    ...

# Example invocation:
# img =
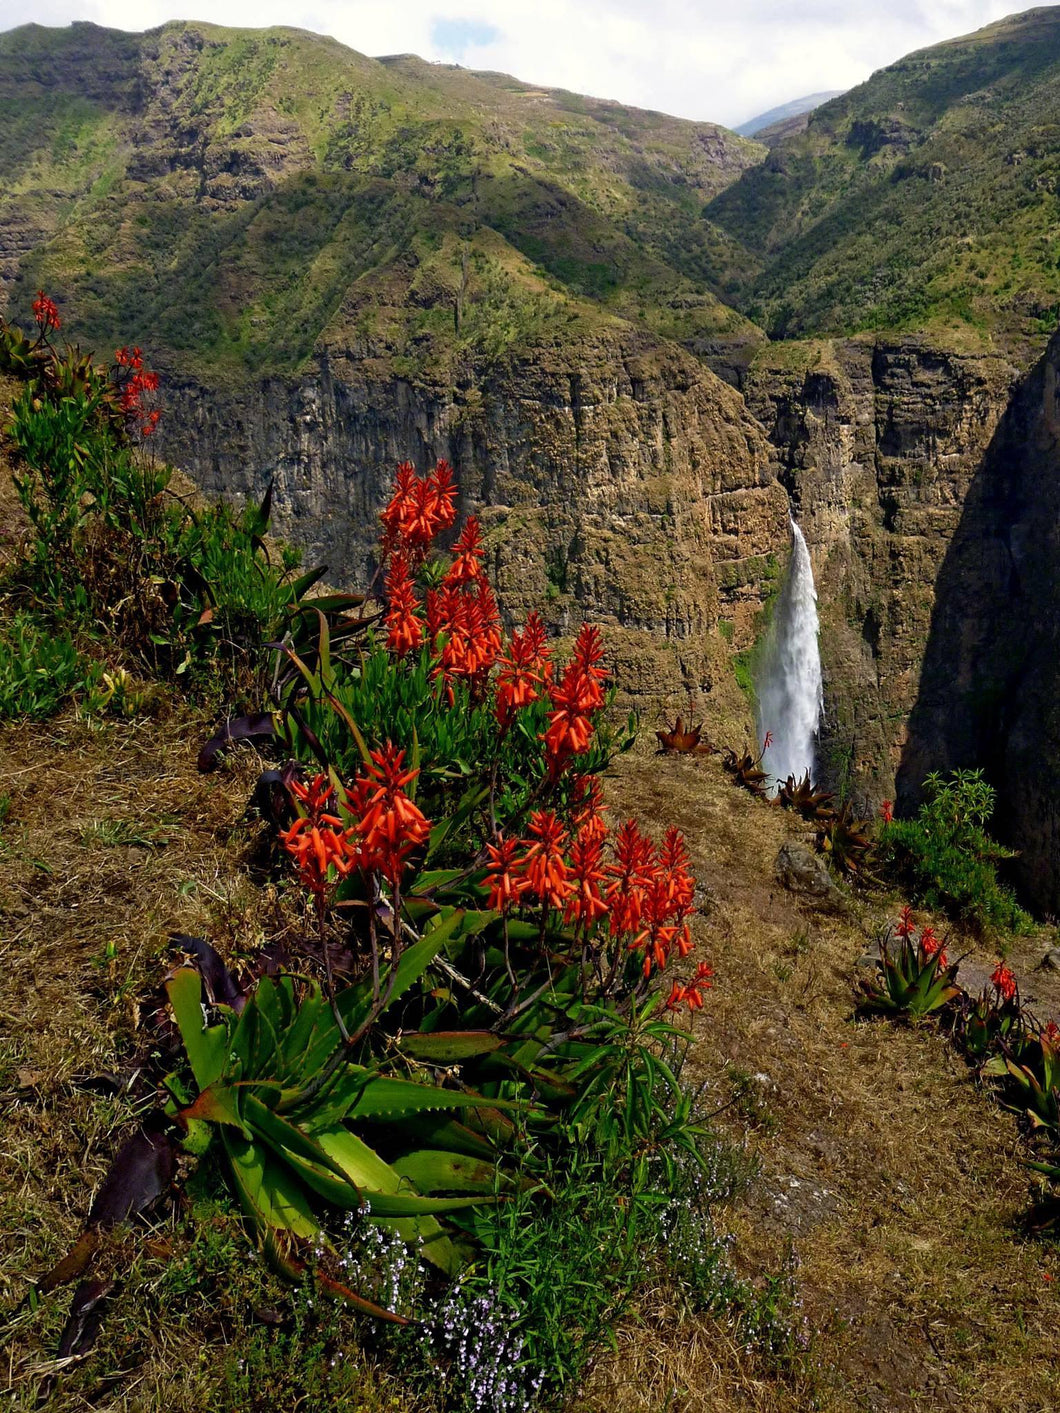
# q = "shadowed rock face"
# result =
<box><xmin>901</xmin><ymin>335</ymin><xmax>1060</xmax><ymax>916</ymax></box>
<box><xmin>157</xmin><ymin>325</ymin><xmax>790</xmax><ymax>720</ymax></box>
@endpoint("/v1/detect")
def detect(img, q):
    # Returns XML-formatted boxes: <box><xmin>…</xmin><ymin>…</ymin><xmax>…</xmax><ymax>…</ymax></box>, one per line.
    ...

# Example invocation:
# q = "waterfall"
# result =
<box><xmin>755</xmin><ymin>519</ymin><xmax>823</xmax><ymax>788</ymax></box>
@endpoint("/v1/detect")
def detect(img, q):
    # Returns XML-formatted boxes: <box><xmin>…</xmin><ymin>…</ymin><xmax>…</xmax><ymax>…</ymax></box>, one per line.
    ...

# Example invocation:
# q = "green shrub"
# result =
<box><xmin>0</xmin><ymin>610</ymin><xmax>90</xmax><ymax>720</ymax></box>
<box><xmin>4</xmin><ymin>308</ymin><xmax>308</xmax><ymax>706</ymax></box>
<box><xmin>880</xmin><ymin>769</ymin><xmax>1033</xmax><ymax>935</ymax></box>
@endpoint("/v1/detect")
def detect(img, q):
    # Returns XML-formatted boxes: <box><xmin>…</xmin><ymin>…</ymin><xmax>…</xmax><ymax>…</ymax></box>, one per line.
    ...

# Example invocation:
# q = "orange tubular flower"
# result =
<box><xmin>281</xmin><ymin>772</ymin><xmax>357</xmax><ymax>897</ymax></box>
<box><xmin>895</xmin><ymin>905</ymin><xmax>917</xmax><ymax>939</ymax></box>
<box><xmin>428</xmin><ymin>574</ymin><xmax>501</xmax><ymax>689</ymax></box>
<box><xmin>564</xmin><ymin>826</ymin><xmax>609</xmax><ymax>932</ymax></box>
<box><xmin>571</xmin><ymin>773</ymin><xmax>607</xmax><ymax>844</ymax></box>
<box><xmin>384</xmin><ymin>553</ymin><xmax>424</xmax><ymax>655</ymax></box>
<box><xmin>32</xmin><ymin>290</ymin><xmax>60</xmax><ymax>333</ymax></box>
<box><xmin>513</xmin><ymin>810</ymin><xmax>573</xmax><ymax>911</ymax></box>
<box><xmin>991</xmin><ymin>962</ymin><xmax>1017</xmax><ymax>1002</ymax></box>
<box><xmin>495</xmin><ymin>612</ymin><xmax>552</xmax><ymax>725</ymax></box>
<box><xmin>484</xmin><ymin>835</ymin><xmax>530</xmax><ymax>914</ymax></box>
<box><xmin>879</xmin><ymin>798</ymin><xmax>894</xmax><ymax>823</ymax></box>
<box><xmin>918</xmin><ymin>925</ymin><xmax>948</xmax><ymax>968</ymax></box>
<box><xmin>445</xmin><ymin>515</ymin><xmax>485</xmax><ymax>586</ymax></box>
<box><xmin>379</xmin><ymin>460</ymin><xmax>458</xmax><ymax>565</ymax></box>
<box><xmin>665</xmin><ymin>962</ymin><xmax>714</xmax><ymax>1013</ymax></box>
<box><xmin>542</xmin><ymin>623</ymin><xmax>608</xmax><ymax>771</ymax></box>
<box><xmin>606</xmin><ymin>819</ymin><xmax>656</xmax><ymax>939</ymax></box>
<box><xmin>347</xmin><ymin>744</ymin><xmax>431</xmax><ymax>885</ymax></box>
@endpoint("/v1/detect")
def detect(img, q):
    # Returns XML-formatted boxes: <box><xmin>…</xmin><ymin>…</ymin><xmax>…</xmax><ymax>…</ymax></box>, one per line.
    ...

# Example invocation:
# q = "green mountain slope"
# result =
<box><xmin>0</xmin><ymin>20</ymin><xmax>763</xmax><ymax>376</ymax></box>
<box><xmin>704</xmin><ymin>5</ymin><xmax>1060</xmax><ymax>350</ymax></box>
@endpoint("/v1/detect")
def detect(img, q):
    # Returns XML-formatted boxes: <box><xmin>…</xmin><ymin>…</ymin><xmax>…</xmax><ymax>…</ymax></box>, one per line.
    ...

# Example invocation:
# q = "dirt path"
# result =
<box><xmin>580</xmin><ymin>748</ymin><xmax>1060</xmax><ymax>1412</ymax></box>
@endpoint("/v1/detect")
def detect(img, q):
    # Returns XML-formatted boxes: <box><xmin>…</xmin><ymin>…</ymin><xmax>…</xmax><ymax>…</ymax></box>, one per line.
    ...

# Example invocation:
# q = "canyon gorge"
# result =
<box><xmin>3</xmin><ymin>11</ymin><xmax>1060</xmax><ymax>907</ymax></box>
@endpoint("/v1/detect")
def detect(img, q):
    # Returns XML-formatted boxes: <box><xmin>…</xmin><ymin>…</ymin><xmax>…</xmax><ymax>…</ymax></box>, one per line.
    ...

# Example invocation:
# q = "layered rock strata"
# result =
<box><xmin>746</xmin><ymin>334</ymin><xmax>1060</xmax><ymax>913</ymax></box>
<box><xmin>159</xmin><ymin>326</ymin><xmax>790</xmax><ymax>722</ymax></box>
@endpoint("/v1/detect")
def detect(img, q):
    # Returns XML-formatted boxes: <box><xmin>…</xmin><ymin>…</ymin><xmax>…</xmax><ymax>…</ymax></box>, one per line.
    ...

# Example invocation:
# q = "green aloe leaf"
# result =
<box><xmin>223</xmin><ymin>1131</ymin><xmax>318</xmax><ymax>1240</ymax></box>
<box><xmin>348</xmin><ymin>1075</ymin><xmax>507</xmax><ymax>1119</ymax></box>
<box><xmin>391</xmin><ymin>1149</ymin><xmax>499</xmax><ymax>1193</ymax></box>
<box><xmin>166</xmin><ymin>968</ymin><xmax>230</xmax><ymax>1091</ymax></box>
<box><xmin>397</xmin><ymin>1031</ymin><xmax>503</xmax><ymax>1063</ymax></box>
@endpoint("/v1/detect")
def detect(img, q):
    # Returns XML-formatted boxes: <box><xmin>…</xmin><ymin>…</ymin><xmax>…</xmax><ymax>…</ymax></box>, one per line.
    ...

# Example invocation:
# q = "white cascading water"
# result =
<box><xmin>755</xmin><ymin>519</ymin><xmax>823</xmax><ymax>789</ymax></box>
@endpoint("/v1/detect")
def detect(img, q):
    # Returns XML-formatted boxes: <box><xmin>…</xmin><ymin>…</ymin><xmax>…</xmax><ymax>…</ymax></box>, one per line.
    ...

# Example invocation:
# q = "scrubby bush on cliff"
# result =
<box><xmin>2</xmin><ymin>295</ymin><xmax>306</xmax><ymax>708</ymax></box>
<box><xmin>878</xmin><ymin>769</ymin><xmax>1032</xmax><ymax>936</ymax></box>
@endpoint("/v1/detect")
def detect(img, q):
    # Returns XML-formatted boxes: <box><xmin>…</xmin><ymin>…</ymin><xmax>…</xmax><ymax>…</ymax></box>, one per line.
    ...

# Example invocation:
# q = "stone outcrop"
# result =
<box><xmin>158</xmin><ymin>325</ymin><xmax>790</xmax><ymax>725</ymax></box>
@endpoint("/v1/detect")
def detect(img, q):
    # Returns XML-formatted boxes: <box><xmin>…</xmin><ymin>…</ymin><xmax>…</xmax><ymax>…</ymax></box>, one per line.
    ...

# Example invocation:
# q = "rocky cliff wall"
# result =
<box><xmin>157</xmin><ymin>325</ymin><xmax>789</xmax><ymax>730</ymax></box>
<box><xmin>745</xmin><ymin>334</ymin><xmax>1060</xmax><ymax>914</ymax></box>
<box><xmin>744</xmin><ymin>338</ymin><xmax>1020</xmax><ymax>806</ymax></box>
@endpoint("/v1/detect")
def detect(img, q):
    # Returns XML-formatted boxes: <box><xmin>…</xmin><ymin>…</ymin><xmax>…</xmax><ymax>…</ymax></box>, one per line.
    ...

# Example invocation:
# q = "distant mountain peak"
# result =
<box><xmin>734</xmin><ymin>91</ymin><xmax>845</xmax><ymax>137</ymax></box>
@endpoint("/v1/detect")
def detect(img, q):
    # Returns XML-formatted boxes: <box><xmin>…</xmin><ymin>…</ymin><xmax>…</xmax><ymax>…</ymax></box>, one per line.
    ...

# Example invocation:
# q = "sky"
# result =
<box><xmin>0</xmin><ymin>0</ymin><xmax>1045</xmax><ymax>128</ymax></box>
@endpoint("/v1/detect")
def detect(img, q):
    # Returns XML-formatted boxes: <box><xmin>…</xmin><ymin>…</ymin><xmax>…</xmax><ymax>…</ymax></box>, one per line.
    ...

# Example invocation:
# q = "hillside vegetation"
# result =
<box><xmin>705</xmin><ymin>6</ymin><xmax>1060</xmax><ymax>351</ymax></box>
<box><xmin>0</xmin><ymin>20</ymin><xmax>762</xmax><ymax>378</ymax></box>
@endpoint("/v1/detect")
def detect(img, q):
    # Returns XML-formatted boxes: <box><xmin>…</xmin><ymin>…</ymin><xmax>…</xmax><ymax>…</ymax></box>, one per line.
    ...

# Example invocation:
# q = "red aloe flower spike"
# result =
<box><xmin>512</xmin><ymin>810</ymin><xmax>573</xmax><ymax>911</ymax></box>
<box><xmin>282</xmin><ymin>772</ymin><xmax>357</xmax><ymax>897</ymax></box>
<box><xmin>895</xmin><ymin>905</ymin><xmax>917</xmax><ymax>939</ymax></box>
<box><xmin>564</xmin><ymin>827</ymin><xmax>609</xmax><ymax>932</ymax></box>
<box><xmin>762</xmin><ymin>730</ymin><xmax>774</xmax><ymax>752</ymax></box>
<box><xmin>384</xmin><ymin>553</ymin><xmax>424</xmax><ymax>656</ymax></box>
<box><xmin>495</xmin><ymin>612</ymin><xmax>552</xmax><ymax>727</ymax></box>
<box><xmin>990</xmin><ymin>961</ymin><xmax>1017</xmax><ymax>1002</ymax></box>
<box><xmin>347</xmin><ymin>744</ymin><xmax>431</xmax><ymax>885</ymax></box>
<box><xmin>541</xmin><ymin>622</ymin><xmax>608</xmax><ymax>771</ymax></box>
<box><xmin>606</xmin><ymin>819</ymin><xmax>657</xmax><ymax>938</ymax></box>
<box><xmin>445</xmin><ymin>515</ymin><xmax>484</xmax><ymax>585</ymax></box>
<box><xmin>426</xmin><ymin>459</ymin><xmax>457</xmax><ymax>534</ymax></box>
<box><xmin>879</xmin><ymin>798</ymin><xmax>894</xmax><ymax>823</ymax></box>
<box><xmin>32</xmin><ymin>290</ymin><xmax>60</xmax><ymax>334</ymax></box>
<box><xmin>484</xmin><ymin>835</ymin><xmax>530</xmax><ymax>914</ymax></box>
<box><xmin>571</xmin><ymin>773</ymin><xmax>608</xmax><ymax>843</ymax></box>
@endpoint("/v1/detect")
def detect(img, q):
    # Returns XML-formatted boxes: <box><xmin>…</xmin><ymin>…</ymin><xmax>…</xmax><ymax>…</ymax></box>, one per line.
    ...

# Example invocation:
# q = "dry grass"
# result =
<box><xmin>578</xmin><ymin>747</ymin><xmax>1060</xmax><ymax>1412</ymax></box>
<box><xmin>1</xmin><ymin>686</ymin><xmax>1059</xmax><ymax>1408</ymax></box>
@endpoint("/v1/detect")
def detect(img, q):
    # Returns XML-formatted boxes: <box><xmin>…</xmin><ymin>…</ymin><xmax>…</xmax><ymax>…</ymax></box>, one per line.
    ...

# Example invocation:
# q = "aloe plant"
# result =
<box><xmin>165</xmin><ymin>915</ymin><xmax>517</xmax><ymax>1313</ymax></box>
<box><xmin>983</xmin><ymin>1029</ymin><xmax>1060</xmax><ymax>1135</ymax></box>
<box><xmin>858</xmin><ymin>933</ymin><xmax>961</xmax><ymax>1019</ymax></box>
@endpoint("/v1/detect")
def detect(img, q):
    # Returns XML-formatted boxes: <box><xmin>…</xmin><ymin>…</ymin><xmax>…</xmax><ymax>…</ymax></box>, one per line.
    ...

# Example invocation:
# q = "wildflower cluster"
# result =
<box><xmin>428</xmin><ymin>1281</ymin><xmax>544</xmax><ymax>1413</ymax></box>
<box><xmin>280</xmin><ymin>750</ymin><xmax>430</xmax><ymax>898</ymax></box>
<box><xmin>114</xmin><ymin>345</ymin><xmax>161</xmax><ymax>437</ymax></box>
<box><xmin>484</xmin><ymin>808</ymin><xmax>703</xmax><ymax>989</ymax></box>
<box><xmin>32</xmin><ymin>290</ymin><xmax>60</xmax><ymax>337</ymax></box>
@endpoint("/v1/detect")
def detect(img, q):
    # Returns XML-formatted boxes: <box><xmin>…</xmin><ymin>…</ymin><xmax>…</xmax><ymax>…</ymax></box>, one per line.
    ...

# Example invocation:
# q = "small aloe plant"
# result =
<box><xmin>983</xmin><ymin>1023</ymin><xmax>1060</xmax><ymax>1136</ymax></box>
<box><xmin>858</xmin><ymin>909</ymin><xmax>961</xmax><ymax>1020</ymax></box>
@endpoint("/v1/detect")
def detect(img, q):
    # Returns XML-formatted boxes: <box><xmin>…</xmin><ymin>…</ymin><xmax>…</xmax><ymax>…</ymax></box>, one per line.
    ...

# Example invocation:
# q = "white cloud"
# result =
<box><xmin>0</xmin><ymin>0</ymin><xmax>1045</xmax><ymax>127</ymax></box>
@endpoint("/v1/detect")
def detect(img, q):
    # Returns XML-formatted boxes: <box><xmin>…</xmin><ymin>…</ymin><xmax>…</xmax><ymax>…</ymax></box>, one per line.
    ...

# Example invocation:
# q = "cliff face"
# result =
<box><xmin>744</xmin><ymin>339</ymin><xmax>1019</xmax><ymax>802</ymax></box>
<box><xmin>159</xmin><ymin>325</ymin><xmax>789</xmax><ymax>725</ymax></box>
<box><xmin>902</xmin><ymin>335</ymin><xmax>1060</xmax><ymax>915</ymax></box>
<box><xmin>745</xmin><ymin>334</ymin><xmax>1060</xmax><ymax>914</ymax></box>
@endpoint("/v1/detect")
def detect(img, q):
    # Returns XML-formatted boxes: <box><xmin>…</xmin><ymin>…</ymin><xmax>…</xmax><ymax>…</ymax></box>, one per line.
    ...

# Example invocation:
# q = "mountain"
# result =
<box><xmin>0</xmin><ymin>20</ymin><xmax>764</xmax><ymax>378</ymax></box>
<box><xmin>6</xmin><ymin>12</ymin><xmax>1060</xmax><ymax>906</ymax></box>
<box><xmin>734</xmin><ymin>90</ymin><xmax>844</xmax><ymax>137</ymax></box>
<box><xmin>704</xmin><ymin>6</ymin><xmax>1060</xmax><ymax>353</ymax></box>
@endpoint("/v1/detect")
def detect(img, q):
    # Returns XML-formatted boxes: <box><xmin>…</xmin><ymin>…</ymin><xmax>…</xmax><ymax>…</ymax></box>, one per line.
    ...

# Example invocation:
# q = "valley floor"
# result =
<box><xmin>1</xmin><ymin>715</ymin><xmax>1059</xmax><ymax>1410</ymax></box>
